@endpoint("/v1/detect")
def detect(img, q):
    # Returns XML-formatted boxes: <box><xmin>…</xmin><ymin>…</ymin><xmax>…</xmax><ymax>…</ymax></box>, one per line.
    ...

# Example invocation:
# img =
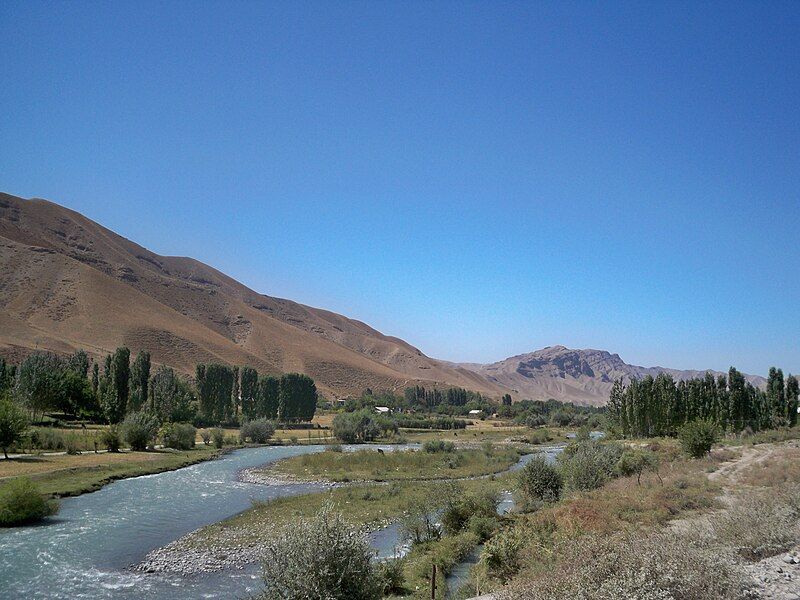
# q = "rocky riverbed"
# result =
<box><xmin>747</xmin><ymin>547</ymin><xmax>800</xmax><ymax>600</ymax></box>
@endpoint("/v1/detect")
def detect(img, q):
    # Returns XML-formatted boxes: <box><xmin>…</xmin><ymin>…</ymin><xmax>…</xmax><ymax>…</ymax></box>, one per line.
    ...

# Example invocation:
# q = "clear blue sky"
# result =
<box><xmin>2</xmin><ymin>2</ymin><xmax>798</xmax><ymax>376</ymax></box>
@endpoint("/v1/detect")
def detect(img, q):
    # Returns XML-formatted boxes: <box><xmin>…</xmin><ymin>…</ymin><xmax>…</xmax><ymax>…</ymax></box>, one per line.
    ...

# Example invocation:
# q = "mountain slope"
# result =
<box><xmin>457</xmin><ymin>345</ymin><xmax>767</xmax><ymax>406</ymax></box>
<box><xmin>0</xmin><ymin>192</ymin><xmax>501</xmax><ymax>399</ymax></box>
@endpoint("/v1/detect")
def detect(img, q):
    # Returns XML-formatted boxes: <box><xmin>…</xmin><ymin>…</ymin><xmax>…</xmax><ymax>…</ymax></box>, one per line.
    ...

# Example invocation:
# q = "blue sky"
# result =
<box><xmin>2</xmin><ymin>2</ymin><xmax>798</xmax><ymax>375</ymax></box>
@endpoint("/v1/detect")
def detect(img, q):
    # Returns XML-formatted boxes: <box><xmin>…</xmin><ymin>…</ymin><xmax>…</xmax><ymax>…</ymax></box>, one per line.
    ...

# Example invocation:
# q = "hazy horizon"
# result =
<box><xmin>2</xmin><ymin>2</ymin><xmax>799</xmax><ymax>376</ymax></box>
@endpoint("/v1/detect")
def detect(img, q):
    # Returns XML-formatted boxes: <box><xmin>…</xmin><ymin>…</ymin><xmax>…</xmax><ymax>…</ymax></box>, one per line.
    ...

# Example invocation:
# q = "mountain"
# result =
<box><xmin>456</xmin><ymin>345</ymin><xmax>767</xmax><ymax>406</ymax></box>
<box><xmin>0</xmin><ymin>192</ymin><xmax>501</xmax><ymax>399</ymax></box>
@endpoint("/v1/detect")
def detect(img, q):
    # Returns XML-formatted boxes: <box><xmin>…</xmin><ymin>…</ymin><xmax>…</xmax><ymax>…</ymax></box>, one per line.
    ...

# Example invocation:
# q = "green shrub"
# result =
<box><xmin>122</xmin><ymin>412</ymin><xmax>159</xmax><ymax>451</ymax></box>
<box><xmin>678</xmin><ymin>420</ymin><xmax>719</xmax><ymax>458</ymax></box>
<box><xmin>101</xmin><ymin>426</ymin><xmax>121</xmax><ymax>452</ymax></box>
<box><xmin>199</xmin><ymin>429</ymin><xmax>212</xmax><ymax>445</ymax></box>
<box><xmin>441</xmin><ymin>487</ymin><xmax>499</xmax><ymax>536</ymax></box>
<box><xmin>0</xmin><ymin>478</ymin><xmax>57</xmax><ymax>526</ymax></box>
<box><xmin>161</xmin><ymin>422</ymin><xmax>196</xmax><ymax>450</ymax></box>
<box><xmin>615</xmin><ymin>448</ymin><xmax>660</xmax><ymax>484</ymax></box>
<box><xmin>326</xmin><ymin>443</ymin><xmax>344</xmax><ymax>453</ymax></box>
<box><xmin>423</xmin><ymin>439</ymin><xmax>456</xmax><ymax>453</ymax></box>
<box><xmin>375</xmin><ymin>558</ymin><xmax>406</xmax><ymax>595</ymax></box>
<box><xmin>258</xmin><ymin>504</ymin><xmax>382</xmax><ymax>600</ymax></box>
<box><xmin>240</xmin><ymin>419</ymin><xmax>276</xmax><ymax>444</ymax></box>
<box><xmin>211</xmin><ymin>427</ymin><xmax>224</xmax><ymax>449</ymax></box>
<box><xmin>518</xmin><ymin>455</ymin><xmax>562</xmax><ymax>506</ymax></box>
<box><xmin>558</xmin><ymin>440</ymin><xmax>624</xmax><ymax>492</ymax></box>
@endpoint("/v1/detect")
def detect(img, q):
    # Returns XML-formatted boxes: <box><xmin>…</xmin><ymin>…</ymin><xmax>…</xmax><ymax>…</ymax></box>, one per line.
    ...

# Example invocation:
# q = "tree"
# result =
<box><xmin>240</xmin><ymin>366</ymin><xmax>258</xmax><ymax>420</ymax></box>
<box><xmin>767</xmin><ymin>367</ymin><xmax>786</xmax><ymax>427</ymax></box>
<box><xmin>101</xmin><ymin>349</ymin><xmax>130</xmax><ymax>424</ymax></box>
<box><xmin>13</xmin><ymin>352</ymin><xmax>64</xmax><ymax>418</ymax></box>
<box><xmin>257</xmin><ymin>376</ymin><xmax>280</xmax><ymax>419</ymax></box>
<box><xmin>502</xmin><ymin>393</ymin><xmax>512</xmax><ymax>406</ymax></box>
<box><xmin>0</xmin><ymin>394</ymin><xmax>28</xmax><ymax>458</ymax></box>
<box><xmin>787</xmin><ymin>375</ymin><xmax>799</xmax><ymax>428</ymax></box>
<box><xmin>67</xmin><ymin>350</ymin><xmax>90</xmax><ymax>379</ymax></box>
<box><xmin>279</xmin><ymin>373</ymin><xmax>317</xmax><ymax>422</ymax></box>
<box><xmin>232</xmin><ymin>365</ymin><xmax>240</xmax><ymax>417</ymax></box>
<box><xmin>129</xmin><ymin>351</ymin><xmax>151</xmax><ymax>412</ymax></box>
<box><xmin>196</xmin><ymin>364</ymin><xmax>234</xmax><ymax>424</ymax></box>
<box><xmin>258</xmin><ymin>504</ymin><xmax>382</xmax><ymax>600</ymax></box>
<box><xmin>150</xmin><ymin>366</ymin><xmax>196</xmax><ymax>423</ymax></box>
<box><xmin>60</xmin><ymin>370</ymin><xmax>99</xmax><ymax>417</ymax></box>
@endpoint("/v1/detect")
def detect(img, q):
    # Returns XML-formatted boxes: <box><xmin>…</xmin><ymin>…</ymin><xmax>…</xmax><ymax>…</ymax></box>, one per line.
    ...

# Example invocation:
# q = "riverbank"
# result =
<box><xmin>136</xmin><ymin>473</ymin><xmax>515</xmax><ymax>576</ymax></box>
<box><xmin>0</xmin><ymin>445</ymin><xmax>226</xmax><ymax>497</ymax></box>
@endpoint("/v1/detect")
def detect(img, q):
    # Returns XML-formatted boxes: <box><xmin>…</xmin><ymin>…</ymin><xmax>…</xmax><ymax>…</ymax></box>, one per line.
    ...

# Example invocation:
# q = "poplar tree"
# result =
<box><xmin>786</xmin><ymin>375</ymin><xmax>799</xmax><ymax>428</ymax></box>
<box><xmin>257</xmin><ymin>376</ymin><xmax>280</xmax><ymax>419</ymax></box>
<box><xmin>129</xmin><ymin>351</ymin><xmax>151</xmax><ymax>412</ymax></box>
<box><xmin>240</xmin><ymin>367</ymin><xmax>259</xmax><ymax>420</ymax></box>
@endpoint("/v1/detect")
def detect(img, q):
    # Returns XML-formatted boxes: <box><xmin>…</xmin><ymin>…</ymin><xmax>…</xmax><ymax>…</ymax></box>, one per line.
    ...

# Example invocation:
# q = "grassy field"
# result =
<box><xmin>265</xmin><ymin>446</ymin><xmax>522</xmax><ymax>482</ymax></box>
<box><xmin>0</xmin><ymin>446</ymin><xmax>222</xmax><ymax>497</ymax></box>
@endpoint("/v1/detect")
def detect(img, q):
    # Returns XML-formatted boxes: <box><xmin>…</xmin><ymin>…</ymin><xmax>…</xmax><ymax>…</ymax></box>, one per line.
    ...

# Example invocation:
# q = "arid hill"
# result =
<box><xmin>456</xmin><ymin>345</ymin><xmax>767</xmax><ymax>406</ymax></box>
<box><xmin>0</xmin><ymin>193</ymin><xmax>766</xmax><ymax>405</ymax></box>
<box><xmin>0</xmin><ymin>192</ymin><xmax>500</xmax><ymax>399</ymax></box>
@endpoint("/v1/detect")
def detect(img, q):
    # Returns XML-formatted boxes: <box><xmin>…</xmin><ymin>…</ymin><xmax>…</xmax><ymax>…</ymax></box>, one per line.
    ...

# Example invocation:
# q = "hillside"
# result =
<box><xmin>457</xmin><ymin>345</ymin><xmax>767</xmax><ymax>406</ymax></box>
<box><xmin>0</xmin><ymin>192</ymin><xmax>500</xmax><ymax>399</ymax></box>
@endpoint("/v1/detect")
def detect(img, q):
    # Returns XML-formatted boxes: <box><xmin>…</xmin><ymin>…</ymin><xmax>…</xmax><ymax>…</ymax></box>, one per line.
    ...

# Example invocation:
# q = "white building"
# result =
<box><xmin>375</xmin><ymin>406</ymin><xmax>390</xmax><ymax>414</ymax></box>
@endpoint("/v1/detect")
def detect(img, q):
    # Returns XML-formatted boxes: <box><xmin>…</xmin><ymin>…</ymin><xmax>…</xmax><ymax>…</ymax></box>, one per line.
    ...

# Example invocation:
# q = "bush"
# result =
<box><xmin>211</xmin><ymin>427</ymin><xmax>224</xmax><ymax>449</ymax></box>
<box><xmin>326</xmin><ymin>443</ymin><xmax>344</xmax><ymax>453</ymax></box>
<box><xmin>483</xmin><ymin>526</ymin><xmax>527</xmax><ymax>583</ymax></box>
<box><xmin>200</xmin><ymin>429</ymin><xmax>212</xmax><ymax>445</ymax></box>
<box><xmin>258</xmin><ymin>503</ymin><xmax>382</xmax><ymax>600</ymax></box>
<box><xmin>558</xmin><ymin>440</ymin><xmax>624</xmax><ymax>492</ymax></box>
<box><xmin>375</xmin><ymin>558</ymin><xmax>406</xmax><ymax>595</ymax></box>
<box><xmin>161</xmin><ymin>422</ymin><xmax>196</xmax><ymax>450</ymax></box>
<box><xmin>240</xmin><ymin>419</ymin><xmax>276</xmax><ymax>444</ymax></box>
<box><xmin>678</xmin><ymin>420</ymin><xmax>719</xmax><ymax>458</ymax></box>
<box><xmin>422</xmin><ymin>439</ymin><xmax>456</xmax><ymax>453</ymax></box>
<box><xmin>332</xmin><ymin>410</ymin><xmax>379</xmax><ymax>444</ymax></box>
<box><xmin>441</xmin><ymin>486</ymin><xmax>499</xmax><ymax>536</ymax></box>
<box><xmin>121</xmin><ymin>412</ymin><xmax>160</xmax><ymax>451</ymax></box>
<box><xmin>518</xmin><ymin>455</ymin><xmax>562</xmax><ymax>506</ymax></box>
<box><xmin>0</xmin><ymin>478</ymin><xmax>57</xmax><ymax>526</ymax></box>
<box><xmin>615</xmin><ymin>448</ymin><xmax>660</xmax><ymax>484</ymax></box>
<box><xmin>101</xmin><ymin>425</ymin><xmax>121</xmax><ymax>452</ymax></box>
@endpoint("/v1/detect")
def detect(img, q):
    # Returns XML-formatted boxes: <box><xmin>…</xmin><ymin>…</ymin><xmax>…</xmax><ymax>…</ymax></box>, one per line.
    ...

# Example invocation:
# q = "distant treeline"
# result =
<box><xmin>0</xmin><ymin>349</ymin><xmax>317</xmax><ymax>427</ymax></box>
<box><xmin>608</xmin><ymin>367</ymin><xmax>799</xmax><ymax>438</ymax></box>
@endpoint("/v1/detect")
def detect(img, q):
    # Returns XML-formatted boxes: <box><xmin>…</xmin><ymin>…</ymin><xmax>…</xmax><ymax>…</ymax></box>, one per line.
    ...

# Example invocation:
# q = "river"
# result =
<box><xmin>0</xmin><ymin>441</ymin><xmax>578</xmax><ymax>599</ymax></box>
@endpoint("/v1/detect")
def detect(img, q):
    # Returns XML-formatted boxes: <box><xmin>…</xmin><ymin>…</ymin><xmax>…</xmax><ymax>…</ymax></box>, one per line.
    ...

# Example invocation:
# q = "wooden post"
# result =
<box><xmin>431</xmin><ymin>564</ymin><xmax>437</xmax><ymax>599</ymax></box>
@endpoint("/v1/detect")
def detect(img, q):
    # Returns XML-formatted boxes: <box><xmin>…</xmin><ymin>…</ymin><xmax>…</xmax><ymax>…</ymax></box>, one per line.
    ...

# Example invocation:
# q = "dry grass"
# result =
<box><xmin>738</xmin><ymin>446</ymin><xmax>800</xmax><ymax>487</ymax></box>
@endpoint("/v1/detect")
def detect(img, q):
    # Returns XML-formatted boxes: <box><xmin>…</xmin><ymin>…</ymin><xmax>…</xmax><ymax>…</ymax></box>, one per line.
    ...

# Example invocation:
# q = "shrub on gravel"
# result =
<box><xmin>258</xmin><ymin>503</ymin><xmax>382</xmax><ymax>600</ymax></box>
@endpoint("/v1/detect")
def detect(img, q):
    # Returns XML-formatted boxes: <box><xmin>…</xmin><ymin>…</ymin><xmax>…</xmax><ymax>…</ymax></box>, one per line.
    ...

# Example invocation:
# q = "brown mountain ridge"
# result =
<box><xmin>0</xmin><ymin>193</ymin><xmax>766</xmax><ymax>405</ymax></box>
<box><xmin>0</xmin><ymin>192</ymin><xmax>499</xmax><ymax>400</ymax></box>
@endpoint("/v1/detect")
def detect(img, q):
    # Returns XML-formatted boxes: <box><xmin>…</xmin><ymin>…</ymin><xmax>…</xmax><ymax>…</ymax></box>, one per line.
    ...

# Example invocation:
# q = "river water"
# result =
<box><xmin>0</xmin><ymin>441</ymin><xmax>575</xmax><ymax>599</ymax></box>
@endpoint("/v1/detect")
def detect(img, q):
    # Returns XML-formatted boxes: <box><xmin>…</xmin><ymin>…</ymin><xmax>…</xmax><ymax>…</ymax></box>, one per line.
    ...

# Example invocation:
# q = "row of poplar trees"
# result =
<box><xmin>607</xmin><ymin>367</ymin><xmax>799</xmax><ymax>438</ymax></box>
<box><xmin>195</xmin><ymin>364</ymin><xmax>317</xmax><ymax>425</ymax></box>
